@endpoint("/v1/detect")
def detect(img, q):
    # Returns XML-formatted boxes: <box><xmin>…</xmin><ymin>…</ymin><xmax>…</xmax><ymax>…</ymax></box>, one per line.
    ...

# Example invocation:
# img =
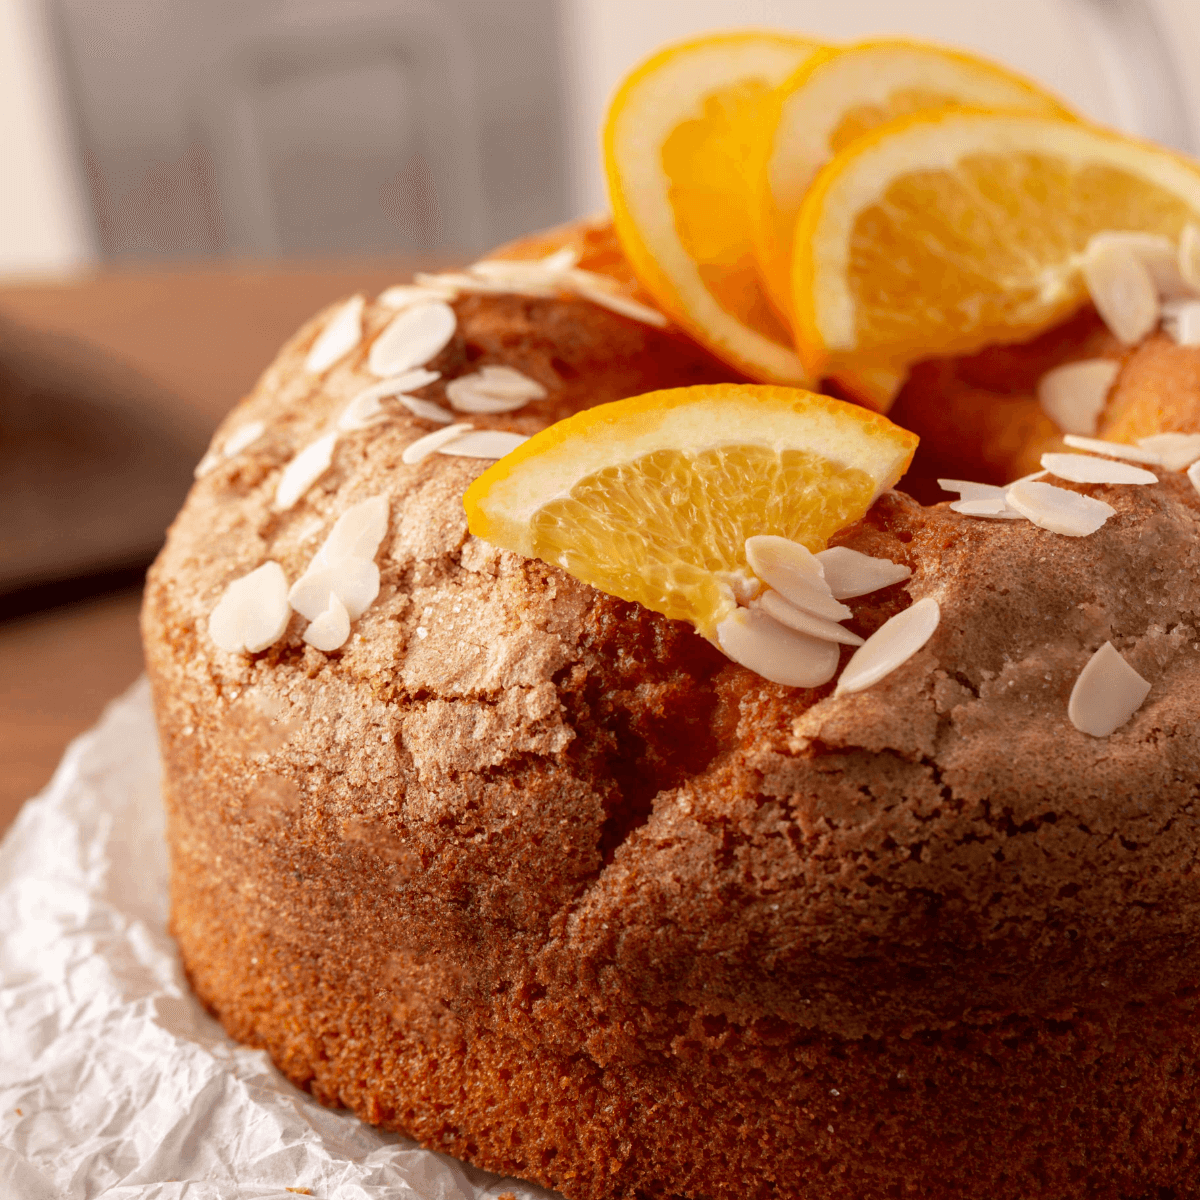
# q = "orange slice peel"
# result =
<box><xmin>604</xmin><ymin>30</ymin><xmax>822</xmax><ymax>384</ymax></box>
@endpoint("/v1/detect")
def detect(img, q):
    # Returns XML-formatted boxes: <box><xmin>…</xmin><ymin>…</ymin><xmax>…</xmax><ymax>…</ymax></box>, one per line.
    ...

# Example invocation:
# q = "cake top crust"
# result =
<box><xmin>145</xmin><ymin>243</ymin><xmax>1200</xmax><ymax>1036</ymax></box>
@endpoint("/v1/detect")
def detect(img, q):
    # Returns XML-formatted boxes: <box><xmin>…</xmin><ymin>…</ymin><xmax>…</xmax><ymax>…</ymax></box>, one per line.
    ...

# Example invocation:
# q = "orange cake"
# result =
<box><xmin>143</xmin><ymin>222</ymin><xmax>1200</xmax><ymax>1199</ymax></box>
<box><xmin>143</xmin><ymin>29</ymin><xmax>1200</xmax><ymax>1200</ymax></box>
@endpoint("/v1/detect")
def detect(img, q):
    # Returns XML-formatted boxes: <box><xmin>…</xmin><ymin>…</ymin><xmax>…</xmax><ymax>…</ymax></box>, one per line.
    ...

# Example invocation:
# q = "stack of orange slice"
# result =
<box><xmin>604</xmin><ymin>31</ymin><xmax>1200</xmax><ymax>410</ymax></box>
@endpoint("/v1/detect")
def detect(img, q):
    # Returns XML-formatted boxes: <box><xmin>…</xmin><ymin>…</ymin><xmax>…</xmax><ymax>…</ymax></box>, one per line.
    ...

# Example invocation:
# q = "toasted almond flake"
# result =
<box><xmin>567</xmin><ymin>277</ymin><xmax>668</xmax><ymax>326</ymax></box>
<box><xmin>315</xmin><ymin>494</ymin><xmax>390</xmax><ymax>565</ymax></box>
<box><xmin>472</xmin><ymin>258</ymin><xmax>567</xmax><ymax>284</ymax></box>
<box><xmin>834</xmin><ymin>597</ymin><xmax>940</xmax><ymax>696</ymax></box>
<box><xmin>416</xmin><ymin>270</ymin><xmax>556</xmax><ymax>298</ymax></box>
<box><xmin>1083</xmin><ymin>239</ymin><xmax>1159</xmax><ymax>344</ymax></box>
<box><xmin>368</xmin><ymin>301</ymin><xmax>456</xmax><ymax>377</ymax></box>
<box><xmin>194</xmin><ymin>420</ymin><xmax>268</xmax><ymax>477</ymax></box>
<box><xmin>1161</xmin><ymin>298</ymin><xmax>1200</xmax><ymax>345</ymax></box>
<box><xmin>303</xmin><ymin>592</ymin><xmax>351</xmax><ymax>652</ymax></box>
<box><xmin>398</xmin><ymin>395</ymin><xmax>456</xmax><ymax>424</ymax></box>
<box><xmin>1060</xmin><ymin>434</ymin><xmax>1162</xmax><ymax>464</ymax></box>
<box><xmin>274</xmin><ymin>431</ymin><xmax>337</xmax><ymax>511</ymax></box>
<box><xmin>223</xmin><ymin>420</ymin><xmax>266</xmax><ymax>457</ymax></box>
<box><xmin>716</xmin><ymin>608</ymin><xmax>841</xmax><ymax>687</ymax></box>
<box><xmin>950</xmin><ymin>497</ymin><xmax>1024</xmax><ymax>518</ymax></box>
<box><xmin>1188</xmin><ymin>458</ymin><xmax>1200</xmax><ymax>496</ymax></box>
<box><xmin>378</xmin><ymin>283</ymin><xmax>458</xmax><ymax>308</ymax></box>
<box><xmin>402</xmin><ymin>422</ymin><xmax>473</xmax><ymax>465</ymax></box>
<box><xmin>193</xmin><ymin>449</ymin><xmax>222</xmax><ymax>479</ymax></box>
<box><xmin>815</xmin><ymin>547</ymin><xmax>912</xmax><ymax>598</ymax></box>
<box><xmin>937</xmin><ymin>479</ymin><xmax>1007</xmax><ymax>502</ymax></box>
<box><xmin>1005</xmin><ymin>479</ymin><xmax>1115</xmax><ymax>536</ymax></box>
<box><xmin>469</xmin><ymin>251</ymin><xmax>582</xmax><ymax>290</ymax></box>
<box><xmin>305</xmin><ymin>296</ymin><xmax>364</xmax><ymax>374</ymax></box>
<box><xmin>337</xmin><ymin>391</ymin><xmax>388</xmax><ymax>432</ymax></box>
<box><xmin>288</xmin><ymin>496</ymin><xmax>388</xmax><ymax>629</ymax></box>
<box><xmin>447</xmin><ymin>365</ymin><xmax>547</xmax><ymax>414</ymax></box>
<box><xmin>1179</xmin><ymin>223</ymin><xmax>1200</xmax><ymax>292</ymax></box>
<box><xmin>1088</xmin><ymin>231</ymin><xmax>1191</xmax><ymax>300</ymax></box>
<box><xmin>417</xmin><ymin>253</ymin><xmax>668</xmax><ymax>325</ymax></box>
<box><xmin>209</xmin><ymin>561</ymin><xmax>290</xmax><ymax>654</ymax></box>
<box><xmin>1037</xmin><ymin>360</ymin><xmax>1120</xmax><ymax>436</ymax></box>
<box><xmin>1137</xmin><ymin>432</ymin><xmax>1200</xmax><ymax>471</ymax></box>
<box><xmin>539</xmin><ymin>246</ymin><xmax>581</xmax><ymax>271</ymax></box>
<box><xmin>757</xmin><ymin>588</ymin><xmax>863</xmax><ymax>646</ymax></box>
<box><xmin>288</xmin><ymin>558</ymin><xmax>380</xmax><ymax>622</ymax></box>
<box><xmin>1068</xmin><ymin>641</ymin><xmax>1151</xmax><ymax>737</ymax></box>
<box><xmin>1041</xmin><ymin>452</ymin><xmax>1157</xmax><ymax>485</ymax></box>
<box><xmin>338</xmin><ymin>370</ymin><xmax>444</xmax><ymax>431</ymax></box>
<box><xmin>435</xmin><ymin>429</ymin><xmax>529</xmax><ymax>460</ymax></box>
<box><xmin>745</xmin><ymin>535</ymin><xmax>851</xmax><ymax>622</ymax></box>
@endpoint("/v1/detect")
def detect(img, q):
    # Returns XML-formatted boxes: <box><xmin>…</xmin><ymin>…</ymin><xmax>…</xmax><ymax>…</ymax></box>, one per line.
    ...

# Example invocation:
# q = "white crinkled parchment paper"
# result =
<box><xmin>0</xmin><ymin>679</ymin><xmax>559</xmax><ymax>1200</ymax></box>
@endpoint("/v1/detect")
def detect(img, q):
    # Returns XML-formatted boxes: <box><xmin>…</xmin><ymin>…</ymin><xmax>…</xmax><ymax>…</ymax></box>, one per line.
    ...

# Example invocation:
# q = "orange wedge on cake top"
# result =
<box><xmin>604</xmin><ymin>30</ymin><xmax>822</xmax><ymax>384</ymax></box>
<box><xmin>464</xmin><ymin>384</ymin><xmax>916</xmax><ymax>660</ymax></box>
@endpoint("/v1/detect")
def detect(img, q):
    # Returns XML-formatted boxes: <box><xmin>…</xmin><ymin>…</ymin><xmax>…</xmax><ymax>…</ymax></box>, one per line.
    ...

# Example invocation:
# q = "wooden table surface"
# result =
<box><xmin>0</xmin><ymin>255</ymin><xmax>443</xmax><ymax>835</ymax></box>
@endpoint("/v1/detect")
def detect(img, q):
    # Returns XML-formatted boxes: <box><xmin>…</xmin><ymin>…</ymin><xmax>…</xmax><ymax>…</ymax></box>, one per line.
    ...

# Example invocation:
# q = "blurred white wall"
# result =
<box><xmin>560</xmin><ymin>0</ymin><xmax>1200</xmax><ymax>215</ymax></box>
<box><xmin>0</xmin><ymin>0</ymin><xmax>94</xmax><ymax>276</ymax></box>
<box><xmin>6</xmin><ymin>0</ymin><xmax>1200</xmax><ymax>275</ymax></box>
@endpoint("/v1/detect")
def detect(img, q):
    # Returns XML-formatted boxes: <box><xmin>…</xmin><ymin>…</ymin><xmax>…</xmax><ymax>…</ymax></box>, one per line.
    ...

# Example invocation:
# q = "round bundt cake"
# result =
<box><xmin>143</xmin><ymin>221</ymin><xmax>1200</xmax><ymax>1200</ymax></box>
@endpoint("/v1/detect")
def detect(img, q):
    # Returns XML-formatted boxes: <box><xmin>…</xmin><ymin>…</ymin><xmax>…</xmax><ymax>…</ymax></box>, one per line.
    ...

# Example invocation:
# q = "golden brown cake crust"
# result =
<box><xmin>144</xmin><ymin>231</ymin><xmax>1200</xmax><ymax>1199</ymax></box>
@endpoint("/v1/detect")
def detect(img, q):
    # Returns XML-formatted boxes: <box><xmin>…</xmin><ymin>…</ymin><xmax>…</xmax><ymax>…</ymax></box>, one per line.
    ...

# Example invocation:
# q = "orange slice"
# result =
<box><xmin>463</xmin><ymin>384</ymin><xmax>916</xmax><ymax>638</ymax></box>
<box><xmin>749</xmin><ymin>40</ymin><xmax>1073</xmax><ymax>325</ymax></box>
<box><xmin>604</xmin><ymin>31</ymin><xmax>822</xmax><ymax>384</ymax></box>
<box><xmin>792</xmin><ymin>110</ymin><xmax>1200</xmax><ymax>376</ymax></box>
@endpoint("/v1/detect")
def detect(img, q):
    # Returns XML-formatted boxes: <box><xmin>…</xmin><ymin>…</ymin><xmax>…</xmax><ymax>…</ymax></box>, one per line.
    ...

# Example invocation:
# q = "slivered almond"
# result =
<box><xmin>368</xmin><ymin>302</ymin><xmax>456</xmax><ymax>377</ymax></box>
<box><xmin>950</xmin><ymin>497</ymin><xmax>1023</xmax><ymax>518</ymax></box>
<box><xmin>834</xmin><ymin>597</ymin><xmax>940</xmax><ymax>696</ymax></box>
<box><xmin>1061</xmin><ymin>434</ymin><xmax>1161</xmax><ymax>464</ymax></box>
<box><xmin>303</xmin><ymin>593</ymin><xmax>351</xmax><ymax>652</ymax></box>
<box><xmin>757</xmin><ymin>588</ymin><xmax>863</xmax><ymax>646</ymax></box>
<box><xmin>1136</xmin><ymin>432</ymin><xmax>1200</xmax><ymax>471</ymax></box>
<box><xmin>814</xmin><ymin>547</ymin><xmax>911</xmax><ymax>599</ymax></box>
<box><xmin>1037</xmin><ymin>360</ymin><xmax>1119</xmax><ymax>436</ymax></box>
<box><xmin>938</xmin><ymin>479</ymin><xmax>1008</xmax><ymax>502</ymax></box>
<box><xmin>1005</xmin><ymin>479</ymin><xmax>1114</xmax><ymax>536</ymax></box>
<box><xmin>1161</xmin><ymin>298</ymin><xmax>1200</xmax><ymax>345</ymax></box>
<box><xmin>305</xmin><ymin>296</ymin><xmax>364</xmax><ymax>374</ymax></box>
<box><xmin>716</xmin><ymin>608</ymin><xmax>841</xmax><ymax>688</ymax></box>
<box><xmin>744</xmin><ymin>535</ymin><xmax>851</xmax><ymax>622</ymax></box>
<box><xmin>378</xmin><ymin>283</ymin><xmax>458</xmax><ymax>308</ymax></box>
<box><xmin>1082</xmin><ymin>239</ymin><xmax>1159</xmax><ymax>344</ymax></box>
<box><xmin>275</xmin><ymin>432</ymin><xmax>337</xmax><ymax>511</ymax></box>
<box><xmin>402</xmin><ymin>423</ymin><xmax>473</xmax><ymax>465</ymax></box>
<box><xmin>288</xmin><ymin>559</ymin><xmax>381</xmax><ymax>623</ymax></box>
<box><xmin>1088</xmin><ymin>232</ymin><xmax>1190</xmax><ymax>300</ymax></box>
<box><xmin>435</xmin><ymin>429</ymin><xmax>529</xmax><ymax>459</ymax></box>
<box><xmin>209</xmin><ymin>562</ymin><xmax>291</xmax><ymax>654</ymax></box>
<box><xmin>1068</xmin><ymin>641</ymin><xmax>1151</xmax><ymax>737</ymax></box>
<box><xmin>447</xmin><ymin>365</ymin><xmax>547</xmax><ymax>413</ymax></box>
<box><xmin>1040</xmin><ymin>453</ymin><xmax>1157</xmax><ymax>485</ymax></box>
<box><xmin>315</xmin><ymin>495</ymin><xmax>390</xmax><ymax>566</ymax></box>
